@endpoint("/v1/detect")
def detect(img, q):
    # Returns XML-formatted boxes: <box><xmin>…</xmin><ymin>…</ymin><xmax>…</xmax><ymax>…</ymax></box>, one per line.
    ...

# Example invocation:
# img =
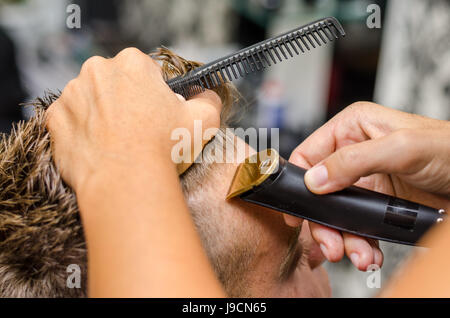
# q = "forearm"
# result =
<box><xmin>77</xmin><ymin>159</ymin><xmax>225</xmax><ymax>297</ymax></box>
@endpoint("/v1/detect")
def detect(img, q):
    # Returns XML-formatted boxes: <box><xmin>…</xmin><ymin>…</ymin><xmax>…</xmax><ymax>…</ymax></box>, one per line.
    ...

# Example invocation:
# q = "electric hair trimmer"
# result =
<box><xmin>226</xmin><ymin>149</ymin><xmax>446</xmax><ymax>246</ymax></box>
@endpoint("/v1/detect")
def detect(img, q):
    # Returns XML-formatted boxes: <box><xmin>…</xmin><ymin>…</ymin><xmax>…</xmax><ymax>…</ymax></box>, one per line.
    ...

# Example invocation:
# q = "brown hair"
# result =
<box><xmin>0</xmin><ymin>48</ymin><xmax>237</xmax><ymax>297</ymax></box>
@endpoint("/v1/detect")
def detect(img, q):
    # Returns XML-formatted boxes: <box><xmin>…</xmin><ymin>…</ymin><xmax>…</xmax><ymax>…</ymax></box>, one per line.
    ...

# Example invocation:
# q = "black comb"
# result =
<box><xmin>167</xmin><ymin>17</ymin><xmax>345</xmax><ymax>99</ymax></box>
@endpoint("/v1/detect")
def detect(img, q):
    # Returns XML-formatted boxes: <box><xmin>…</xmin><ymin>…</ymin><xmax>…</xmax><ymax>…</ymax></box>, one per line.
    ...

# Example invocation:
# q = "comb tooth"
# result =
<box><xmin>282</xmin><ymin>38</ymin><xmax>294</xmax><ymax>57</ymax></box>
<box><xmin>218</xmin><ymin>66</ymin><xmax>227</xmax><ymax>83</ymax></box>
<box><xmin>328</xmin><ymin>17</ymin><xmax>345</xmax><ymax>37</ymax></box>
<box><xmin>241</xmin><ymin>56</ymin><xmax>251</xmax><ymax>74</ymax></box>
<box><xmin>224</xmin><ymin>65</ymin><xmax>233</xmax><ymax>81</ymax></box>
<box><xmin>287</xmin><ymin>36</ymin><xmax>299</xmax><ymax>55</ymax></box>
<box><xmin>319</xmin><ymin>22</ymin><xmax>334</xmax><ymax>41</ymax></box>
<box><xmin>204</xmin><ymin>74</ymin><xmax>212</xmax><ymax>89</ymax></box>
<box><xmin>264</xmin><ymin>47</ymin><xmax>277</xmax><ymax>64</ymax></box>
<box><xmin>309</xmin><ymin>26</ymin><xmax>322</xmax><ymax>46</ymax></box>
<box><xmin>270</xmin><ymin>44</ymin><xmax>281</xmax><ymax>62</ymax></box>
<box><xmin>234</xmin><ymin>61</ymin><xmax>244</xmax><ymax>77</ymax></box>
<box><xmin>185</xmin><ymin>82</ymin><xmax>191</xmax><ymax>97</ymax></box>
<box><xmin>213</xmin><ymin>69</ymin><xmax>222</xmax><ymax>87</ymax></box>
<box><xmin>257</xmin><ymin>49</ymin><xmax>270</xmax><ymax>67</ymax></box>
<box><xmin>181</xmin><ymin>84</ymin><xmax>188</xmax><ymax>98</ymax></box>
<box><xmin>253</xmin><ymin>51</ymin><xmax>264</xmax><ymax>69</ymax></box>
<box><xmin>174</xmin><ymin>80</ymin><xmax>181</xmax><ymax>95</ymax></box>
<box><xmin>297</xmin><ymin>32</ymin><xmax>310</xmax><ymax>50</ymax></box>
<box><xmin>230</xmin><ymin>62</ymin><xmax>239</xmax><ymax>79</ymax></box>
<box><xmin>314</xmin><ymin>25</ymin><xmax>327</xmax><ymax>44</ymax></box>
<box><xmin>211</xmin><ymin>71</ymin><xmax>219</xmax><ymax>87</ymax></box>
<box><xmin>211</xmin><ymin>70</ymin><xmax>221</xmax><ymax>87</ymax></box>
<box><xmin>292</xmin><ymin>33</ymin><xmax>305</xmax><ymax>53</ymax></box>
<box><xmin>269</xmin><ymin>42</ymin><xmax>283</xmax><ymax>62</ymax></box>
<box><xmin>246</xmin><ymin>54</ymin><xmax>256</xmax><ymax>72</ymax></box>
<box><xmin>320</xmin><ymin>22</ymin><xmax>334</xmax><ymax>42</ymax></box>
<box><xmin>194</xmin><ymin>80</ymin><xmax>201</xmax><ymax>94</ymax></box>
<box><xmin>316</xmin><ymin>24</ymin><xmax>329</xmax><ymax>43</ymax></box>
<box><xmin>326</xmin><ymin>21</ymin><xmax>339</xmax><ymax>39</ymax></box>
<box><xmin>246</xmin><ymin>53</ymin><xmax>255</xmax><ymax>71</ymax></box>
<box><xmin>331</xmin><ymin>25</ymin><xmax>339</xmax><ymax>39</ymax></box>
<box><xmin>198</xmin><ymin>78</ymin><xmax>205</xmax><ymax>90</ymax></box>
<box><xmin>276</xmin><ymin>41</ymin><xmax>288</xmax><ymax>60</ymax></box>
<box><xmin>199</xmin><ymin>75</ymin><xmax>207</xmax><ymax>89</ymax></box>
<box><xmin>303</xmin><ymin>30</ymin><xmax>316</xmax><ymax>48</ymax></box>
<box><xmin>215</xmin><ymin>70</ymin><xmax>223</xmax><ymax>86</ymax></box>
<box><xmin>249</xmin><ymin>53</ymin><xmax>260</xmax><ymax>71</ymax></box>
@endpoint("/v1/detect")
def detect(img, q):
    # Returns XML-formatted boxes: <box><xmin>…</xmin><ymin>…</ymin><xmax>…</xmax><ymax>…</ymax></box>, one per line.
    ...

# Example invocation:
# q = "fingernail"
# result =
<box><xmin>320</xmin><ymin>243</ymin><xmax>329</xmax><ymax>259</ymax></box>
<box><xmin>373</xmin><ymin>248</ymin><xmax>383</xmax><ymax>266</ymax></box>
<box><xmin>350</xmin><ymin>253</ymin><xmax>359</xmax><ymax>267</ymax></box>
<box><xmin>175</xmin><ymin>93</ymin><xmax>186</xmax><ymax>102</ymax></box>
<box><xmin>305</xmin><ymin>165</ymin><xmax>328</xmax><ymax>190</ymax></box>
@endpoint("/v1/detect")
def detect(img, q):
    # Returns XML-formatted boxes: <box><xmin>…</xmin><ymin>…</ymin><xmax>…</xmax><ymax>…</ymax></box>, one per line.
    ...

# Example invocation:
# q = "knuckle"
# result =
<box><xmin>63</xmin><ymin>79</ymin><xmax>78</xmax><ymax>96</ymax></box>
<box><xmin>390</xmin><ymin>129</ymin><xmax>419</xmax><ymax>169</ymax></box>
<box><xmin>346</xmin><ymin>101</ymin><xmax>367</xmax><ymax>113</ymax></box>
<box><xmin>337</xmin><ymin>145</ymin><xmax>361</xmax><ymax>166</ymax></box>
<box><xmin>117</xmin><ymin>47</ymin><xmax>144</xmax><ymax>59</ymax></box>
<box><xmin>392</xmin><ymin>129</ymin><xmax>415</xmax><ymax>153</ymax></box>
<box><xmin>344</xmin><ymin>101</ymin><xmax>378</xmax><ymax>116</ymax></box>
<box><xmin>81</xmin><ymin>55</ymin><xmax>105</xmax><ymax>74</ymax></box>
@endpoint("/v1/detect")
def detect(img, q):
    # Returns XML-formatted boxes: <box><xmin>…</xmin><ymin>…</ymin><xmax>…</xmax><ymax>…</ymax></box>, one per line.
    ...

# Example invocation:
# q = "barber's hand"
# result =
<box><xmin>46</xmin><ymin>47</ymin><xmax>222</xmax><ymax>193</ymax></box>
<box><xmin>287</xmin><ymin>102</ymin><xmax>450</xmax><ymax>270</ymax></box>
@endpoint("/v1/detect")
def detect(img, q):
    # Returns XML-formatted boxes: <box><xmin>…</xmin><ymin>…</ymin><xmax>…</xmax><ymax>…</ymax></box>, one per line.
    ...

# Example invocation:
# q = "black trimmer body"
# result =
<box><xmin>227</xmin><ymin>149</ymin><xmax>446</xmax><ymax>246</ymax></box>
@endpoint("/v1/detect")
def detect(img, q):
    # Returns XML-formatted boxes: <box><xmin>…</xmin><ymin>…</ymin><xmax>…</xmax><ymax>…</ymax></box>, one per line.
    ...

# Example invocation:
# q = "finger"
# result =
<box><xmin>289</xmin><ymin>102</ymin><xmax>378</xmax><ymax>168</ymax></box>
<box><xmin>175</xmin><ymin>93</ymin><xmax>186</xmax><ymax>102</ymax></box>
<box><xmin>184</xmin><ymin>89</ymin><xmax>222</xmax><ymax>131</ymax></box>
<box><xmin>304</xmin><ymin>129</ymin><xmax>429</xmax><ymax>194</ymax></box>
<box><xmin>342</xmin><ymin>232</ymin><xmax>374</xmax><ymax>271</ymax></box>
<box><xmin>300</xmin><ymin>221</ymin><xmax>327</xmax><ymax>269</ymax></box>
<box><xmin>289</xmin><ymin>118</ymin><xmax>339</xmax><ymax>168</ymax></box>
<box><xmin>115</xmin><ymin>47</ymin><xmax>164</xmax><ymax>81</ymax></box>
<box><xmin>283</xmin><ymin>214</ymin><xmax>303</xmax><ymax>227</ymax></box>
<box><xmin>309</xmin><ymin>222</ymin><xmax>345</xmax><ymax>262</ymax></box>
<box><xmin>368</xmin><ymin>239</ymin><xmax>384</xmax><ymax>267</ymax></box>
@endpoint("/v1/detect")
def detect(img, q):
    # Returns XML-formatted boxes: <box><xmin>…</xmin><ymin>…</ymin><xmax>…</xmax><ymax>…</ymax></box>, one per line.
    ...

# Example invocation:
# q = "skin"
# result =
<box><xmin>287</xmin><ymin>102</ymin><xmax>450</xmax><ymax>271</ymax></box>
<box><xmin>196</xmin><ymin>136</ymin><xmax>330</xmax><ymax>297</ymax></box>
<box><xmin>46</xmin><ymin>47</ymin><xmax>450</xmax><ymax>297</ymax></box>
<box><xmin>46</xmin><ymin>48</ymin><xmax>226</xmax><ymax>297</ymax></box>
<box><xmin>45</xmin><ymin>47</ymin><xmax>358</xmax><ymax>297</ymax></box>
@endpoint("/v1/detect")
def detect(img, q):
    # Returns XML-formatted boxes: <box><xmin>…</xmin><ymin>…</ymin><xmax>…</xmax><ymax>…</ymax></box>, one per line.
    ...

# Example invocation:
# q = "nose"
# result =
<box><xmin>300</xmin><ymin>221</ymin><xmax>327</xmax><ymax>269</ymax></box>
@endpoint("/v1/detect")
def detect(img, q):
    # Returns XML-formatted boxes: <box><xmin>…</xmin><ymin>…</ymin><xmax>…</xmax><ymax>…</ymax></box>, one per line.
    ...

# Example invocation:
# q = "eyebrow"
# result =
<box><xmin>278</xmin><ymin>226</ymin><xmax>303</xmax><ymax>281</ymax></box>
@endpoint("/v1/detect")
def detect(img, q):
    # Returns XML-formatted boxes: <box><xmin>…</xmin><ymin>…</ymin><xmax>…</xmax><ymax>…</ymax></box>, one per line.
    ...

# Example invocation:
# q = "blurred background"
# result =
<box><xmin>0</xmin><ymin>0</ymin><xmax>448</xmax><ymax>297</ymax></box>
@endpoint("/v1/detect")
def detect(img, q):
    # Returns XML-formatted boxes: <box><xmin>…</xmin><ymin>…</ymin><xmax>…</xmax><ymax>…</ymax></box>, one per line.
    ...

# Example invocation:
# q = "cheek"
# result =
<box><xmin>274</xmin><ymin>265</ymin><xmax>330</xmax><ymax>298</ymax></box>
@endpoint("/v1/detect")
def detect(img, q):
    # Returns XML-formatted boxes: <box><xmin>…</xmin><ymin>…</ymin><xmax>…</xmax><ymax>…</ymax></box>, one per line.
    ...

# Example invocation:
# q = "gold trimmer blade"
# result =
<box><xmin>226</xmin><ymin>148</ymin><xmax>280</xmax><ymax>200</ymax></box>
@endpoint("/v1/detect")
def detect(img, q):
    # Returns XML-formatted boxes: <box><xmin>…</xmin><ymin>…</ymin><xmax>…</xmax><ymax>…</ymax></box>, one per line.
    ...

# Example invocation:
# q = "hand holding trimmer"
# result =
<box><xmin>226</xmin><ymin>149</ymin><xmax>446</xmax><ymax>246</ymax></box>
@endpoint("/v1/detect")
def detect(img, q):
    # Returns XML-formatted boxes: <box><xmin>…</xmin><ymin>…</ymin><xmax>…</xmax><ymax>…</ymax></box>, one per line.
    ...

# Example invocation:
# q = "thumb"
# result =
<box><xmin>304</xmin><ymin>130</ymin><xmax>417</xmax><ymax>194</ymax></box>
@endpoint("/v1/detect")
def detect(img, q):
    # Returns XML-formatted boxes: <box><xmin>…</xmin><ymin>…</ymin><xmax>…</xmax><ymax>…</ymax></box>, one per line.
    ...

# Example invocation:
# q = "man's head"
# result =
<box><xmin>0</xmin><ymin>48</ymin><xmax>329</xmax><ymax>297</ymax></box>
